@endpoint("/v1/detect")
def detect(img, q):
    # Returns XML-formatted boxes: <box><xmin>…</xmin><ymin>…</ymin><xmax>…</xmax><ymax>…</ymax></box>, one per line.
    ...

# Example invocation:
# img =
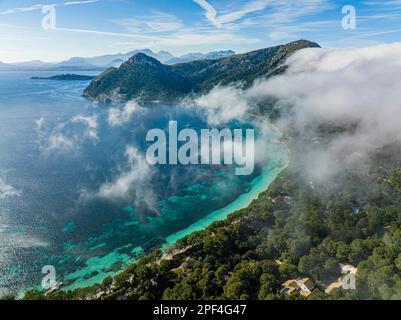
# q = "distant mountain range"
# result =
<box><xmin>164</xmin><ymin>50</ymin><xmax>235</xmax><ymax>65</ymax></box>
<box><xmin>30</xmin><ymin>74</ymin><xmax>95</xmax><ymax>81</ymax></box>
<box><xmin>83</xmin><ymin>40</ymin><xmax>320</xmax><ymax>103</ymax></box>
<box><xmin>0</xmin><ymin>49</ymin><xmax>235</xmax><ymax>72</ymax></box>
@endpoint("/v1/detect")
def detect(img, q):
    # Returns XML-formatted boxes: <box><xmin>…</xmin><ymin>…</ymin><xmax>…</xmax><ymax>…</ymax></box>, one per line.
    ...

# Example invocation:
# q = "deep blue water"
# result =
<box><xmin>0</xmin><ymin>71</ymin><xmax>282</xmax><ymax>295</ymax></box>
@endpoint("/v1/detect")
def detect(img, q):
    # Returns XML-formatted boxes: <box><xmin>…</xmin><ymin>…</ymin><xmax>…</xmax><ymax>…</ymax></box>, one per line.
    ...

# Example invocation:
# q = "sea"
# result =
<box><xmin>0</xmin><ymin>70</ymin><xmax>288</xmax><ymax>296</ymax></box>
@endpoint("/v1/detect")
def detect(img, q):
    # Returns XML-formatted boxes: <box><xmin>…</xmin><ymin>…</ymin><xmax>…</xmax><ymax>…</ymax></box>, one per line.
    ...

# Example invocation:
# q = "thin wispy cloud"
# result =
<box><xmin>193</xmin><ymin>0</ymin><xmax>270</xmax><ymax>28</ymax></box>
<box><xmin>264</xmin><ymin>0</ymin><xmax>333</xmax><ymax>24</ymax></box>
<box><xmin>0</xmin><ymin>0</ymin><xmax>98</xmax><ymax>15</ymax></box>
<box><xmin>267</xmin><ymin>20</ymin><xmax>336</xmax><ymax>41</ymax></box>
<box><xmin>0</xmin><ymin>4</ymin><xmax>43</xmax><ymax>15</ymax></box>
<box><xmin>55</xmin><ymin>27</ymin><xmax>143</xmax><ymax>37</ymax></box>
<box><xmin>192</xmin><ymin>0</ymin><xmax>334</xmax><ymax>42</ymax></box>
<box><xmin>116</xmin><ymin>11</ymin><xmax>184</xmax><ymax>33</ymax></box>
<box><xmin>363</xmin><ymin>0</ymin><xmax>401</xmax><ymax>6</ymax></box>
<box><xmin>65</xmin><ymin>0</ymin><xmax>98</xmax><ymax>4</ymax></box>
<box><xmin>55</xmin><ymin>26</ymin><xmax>261</xmax><ymax>48</ymax></box>
<box><xmin>1</xmin><ymin>0</ymin><xmax>401</xmax><ymax>62</ymax></box>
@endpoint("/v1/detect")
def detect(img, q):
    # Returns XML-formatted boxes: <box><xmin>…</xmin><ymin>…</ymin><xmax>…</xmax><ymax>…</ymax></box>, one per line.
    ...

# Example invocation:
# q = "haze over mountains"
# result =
<box><xmin>0</xmin><ymin>49</ymin><xmax>235</xmax><ymax>71</ymax></box>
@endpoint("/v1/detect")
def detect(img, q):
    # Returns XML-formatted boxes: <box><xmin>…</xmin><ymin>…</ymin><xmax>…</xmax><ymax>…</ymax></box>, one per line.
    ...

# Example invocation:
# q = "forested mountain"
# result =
<box><xmin>83</xmin><ymin>54</ymin><xmax>197</xmax><ymax>102</ymax></box>
<box><xmin>83</xmin><ymin>40</ymin><xmax>320</xmax><ymax>102</ymax></box>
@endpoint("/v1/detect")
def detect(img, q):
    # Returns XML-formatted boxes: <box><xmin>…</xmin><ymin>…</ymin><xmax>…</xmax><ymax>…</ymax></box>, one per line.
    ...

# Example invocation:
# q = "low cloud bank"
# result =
<box><xmin>251</xmin><ymin>42</ymin><xmax>401</xmax><ymax>183</ymax></box>
<box><xmin>192</xmin><ymin>41</ymin><xmax>401</xmax><ymax>185</ymax></box>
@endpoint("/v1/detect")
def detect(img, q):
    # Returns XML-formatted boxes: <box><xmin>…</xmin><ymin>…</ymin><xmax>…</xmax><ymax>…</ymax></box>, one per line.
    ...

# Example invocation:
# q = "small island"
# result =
<box><xmin>30</xmin><ymin>74</ymin><xmax>95</xmax><ymax>81</ymax></box>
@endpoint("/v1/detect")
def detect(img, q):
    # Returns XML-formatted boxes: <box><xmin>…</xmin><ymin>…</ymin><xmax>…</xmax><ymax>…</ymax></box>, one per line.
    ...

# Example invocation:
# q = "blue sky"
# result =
<box><xmin>1</xmin><ymin>0</ymin><xmax>401</xmax><ymax>62</ymax></box>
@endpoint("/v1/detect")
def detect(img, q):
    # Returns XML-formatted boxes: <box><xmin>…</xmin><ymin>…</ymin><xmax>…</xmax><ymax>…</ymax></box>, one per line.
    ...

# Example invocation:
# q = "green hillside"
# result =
<box><xmin>83</xmin><ymin>40</ymin><xmax>320</xmax><ymax>102</ymax></box>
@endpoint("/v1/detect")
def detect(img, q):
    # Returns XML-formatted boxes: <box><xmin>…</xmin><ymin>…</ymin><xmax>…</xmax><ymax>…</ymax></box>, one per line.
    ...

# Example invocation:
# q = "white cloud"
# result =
<box><xmin>36</xmin><ymin>114</ymin><xmax>98</xmax><ymax>154</ymax></box>
<box><xmin>56</xmin><ymin>26</ymin><xmax>261</xmax><ymax>48</ymax></box>
<box><xmin>0</xmin><ymin>1</ymin><xmax>98</xmax><ymax>15</ymax></box>
<box><xmin>186</xmin><ymin>41</ymin><xmax>401</xmax><ymax>184</ymax></box>
<box><xmin>72</xmin><ymin>115</ymin><xmax>98</xmax><ymax>140</ymax></box>
<box><xmin>193</xmin><ymin>0</ymin><xmax>270</xmax><ymax>28</ymax></box>
<box><xmin>241</xmin><ymin>0</ymin><xmax>334</xmax><ymax>40</ymax></box>
<box><xmin>35</xmin><ymin>117</ymin><xmax>45</xmax><ymax>131</ymax></box>
<box><xmin>248</xmin><ymin>42</ymin><xmax>401</xmax><ymax>182</ymax></box>
<box><xmin>36</xmin><ymin>121</ymin><xmax>76</xmax><ymax>154</ymax></box>
<box><xmin>0</xmin><ymin>178</ymin><xmax>20</xmax><ymax>199</ymax></box>
<box><xmin>108</xmin><ymin>100</ymin><xmax>146</xmax><ymax>127</ymax></box>
<box><xmin>116</xmin><ymin>12</ymin><xmax>184</xmax><ymax>33</ymax></box>
<box><xmin>193</xmin><ymin>0</ymin><xmax>220</xmax><ymax>27</ymax></box>
<box><xmin>96</xmin><ymin>146</ymin><xmax>159</xmax><ymax>213</ymax></box>
<box><xmin>266</xmin><ymin>0</ymin><xmax>332</xmax><ymax>23</ymax></box>
<box><xmin>191</xmin><ymin>85</ymin><xmax>250</xmax><ymax>125</ymax></box>
<box><xmin>363</xmin><ymin>0</ymin><xmax>401</xmax><ymax>7</ymax></box>
<box><xmin>46</xmin><ymin>132</ymin><xmax>76</xmax><ymax>152</ymax></box>
<box><xmin>65</xmin><ymin>0</ymin><xmax>98</xmax><ymax>5</ymax></box>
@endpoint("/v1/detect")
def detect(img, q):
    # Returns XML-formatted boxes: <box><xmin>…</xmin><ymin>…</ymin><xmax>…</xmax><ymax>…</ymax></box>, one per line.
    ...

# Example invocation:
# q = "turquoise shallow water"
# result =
<box><xmin>164</xmin><ymin>150</ymin><xmax>288</xmax><ymax>246</ymax></box>
<box><xmin>0</xmin><ymin>71</ymin><xmax>288</xmax><ymax>296</ymax></box>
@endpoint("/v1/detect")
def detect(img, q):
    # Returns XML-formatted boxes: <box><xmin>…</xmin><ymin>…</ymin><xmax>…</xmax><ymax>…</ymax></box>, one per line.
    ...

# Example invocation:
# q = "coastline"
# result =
<box><xmin>21</xmin><ymin>122</ymin><xmax>290</xmax><ymax>296</ymax></box>
<box><xmin>60</xmin><ymin>122</ymin><xmax>290</xmax><ymax>294</ymax></box>
<box><xmin>60</xmin><ymin>153</ymin><xmax>289</xmax><ymax>294</ymax></box>
<box><xmin>164</xmin><ymin>150</ymin><xmax>289</xmax><ymax>247</ymax></box>
<box><xmin>58</xmin><ymin>152</ymin><xmax>288</xmax><ymax>293</ymax></box>
<box><xmin>163</xmin><ymin>120</ymin><xmax>290</xmax><ymax>248</ymax></box>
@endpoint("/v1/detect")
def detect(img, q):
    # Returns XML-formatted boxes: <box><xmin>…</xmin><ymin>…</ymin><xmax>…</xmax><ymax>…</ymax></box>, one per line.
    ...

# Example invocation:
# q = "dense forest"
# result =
<box><xmin>11</xmin><ymin>116</ymin><xmax>401</xmax><ymax>301</ymax></box>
